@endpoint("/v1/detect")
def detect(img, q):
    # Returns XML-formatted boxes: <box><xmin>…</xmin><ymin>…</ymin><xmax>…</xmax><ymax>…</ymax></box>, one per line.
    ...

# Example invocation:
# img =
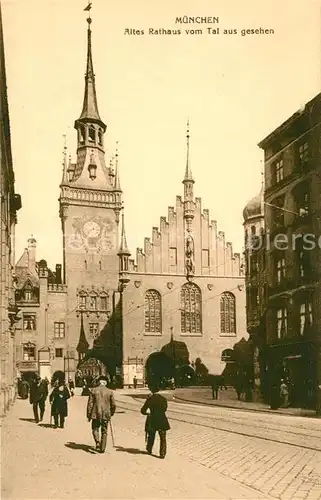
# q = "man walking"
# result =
<box><xmin>86</xmin><ymin>375</ymin><xmax>116</xmax><ymax>453</ymax></box>
<box><xmin>29</xmin><ymin>374</ymin><xmax>48</xmax><ymax>423</ymax></box>
<box><xmin>141</xmin><ymin>386</ymin><xmax>170</xmax><ymax>459</ymax></box>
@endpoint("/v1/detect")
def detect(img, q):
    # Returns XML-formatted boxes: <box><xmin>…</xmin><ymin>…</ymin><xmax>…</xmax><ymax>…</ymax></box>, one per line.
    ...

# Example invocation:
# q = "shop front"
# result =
<box><xmin>267</xmin><ymin>340</ymin><xmax>317</xmax><ymax>409</ymax></box>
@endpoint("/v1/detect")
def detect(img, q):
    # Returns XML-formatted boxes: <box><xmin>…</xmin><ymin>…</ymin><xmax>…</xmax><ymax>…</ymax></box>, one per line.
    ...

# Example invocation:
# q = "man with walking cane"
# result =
<box><xmin>86</xmin><ymin>375</ymin><xmax>116</xmax><ymax>453</ymax></box>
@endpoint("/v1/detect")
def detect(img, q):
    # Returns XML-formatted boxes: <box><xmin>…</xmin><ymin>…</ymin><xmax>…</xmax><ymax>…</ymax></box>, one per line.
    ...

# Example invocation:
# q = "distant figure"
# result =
<box><xmin>68</xmin><ymin>378</ymin><xmax>75</xmax><ymax>396</ymax></box>
<box><xmin>234</xmin><ymin>378</ymin><xmax>243</xmax><ymax>401</ymax></box>
<box><xmin>50</xmin><ymin>382</ymin><xmax>70</xmax><ymax>428</ymax></box>
<box><xmin>19</xmin><ymin>379</ymin><xmax>29</xmax><ymax>399</ymax></box>
<box><xmin>29</xmin><ymin>374</ymin><xmax>48</xmax><ymax>423</ymax></box>
<box><xmin>133</xmin><ymin>376</ymin><xmax>138</xmax><ymax>389</ymax></box>
<box><xmin>211</xmin><ymin>377</ymin><xmax>219</xmax><ymax>400</ymax></box>
<box><xmin>280</xmin><ymin>379</ymin><xmax>289</xmax><ymax>407</ymax></box>
<box><xmin>141</xmin><ymin>386</ymin><xmax>170</xmax><ymax>459</ymax></box>
<box><xmin>270</xmin><ymin>383</ymin><xmax>280</xmax><ymax>410</ymax></box>
<box><xmin>86</xmin><ymin>375</ymin><xmax>116</xmax><ymax>453</ymax></box>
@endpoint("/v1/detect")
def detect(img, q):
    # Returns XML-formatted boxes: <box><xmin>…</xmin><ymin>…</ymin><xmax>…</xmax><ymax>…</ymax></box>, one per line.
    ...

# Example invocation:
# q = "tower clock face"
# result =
<box><xmin>83</xmin><ymin>221</ymin><xmax>101</xmax><ymax>238</ymax></box>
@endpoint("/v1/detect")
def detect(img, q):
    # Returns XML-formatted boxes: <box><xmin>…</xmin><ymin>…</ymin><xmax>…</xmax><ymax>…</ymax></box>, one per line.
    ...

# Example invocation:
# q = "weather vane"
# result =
<box><xmin>84</xmin><ymin>2</ymin><xmax>92</xmax><ymax>21</ymax></box>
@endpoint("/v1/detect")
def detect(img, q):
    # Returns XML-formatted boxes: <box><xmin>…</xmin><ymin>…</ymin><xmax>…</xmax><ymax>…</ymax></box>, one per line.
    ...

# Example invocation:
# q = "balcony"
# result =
<box><xmin>17</xmin><ymin>360</ymin><xmax>38</xmax><ymax>372</ymax></box>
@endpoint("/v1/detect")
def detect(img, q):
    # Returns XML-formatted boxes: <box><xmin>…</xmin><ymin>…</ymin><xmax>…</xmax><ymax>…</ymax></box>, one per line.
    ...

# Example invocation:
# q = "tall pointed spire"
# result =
<box><xmin>78</xmin><ymin>15</ymin><xmax>104</xmax><ymax>124</ymax></box>
<box><xmin>183</xmin><ymin>119</ymin><xmax>194</xmax><ymax>183</ymax></box>
<box><xmin>114</xmin><ymin>142</ymin><xmax>121</xmax><ymax>191</ymax></box>
<box><xmin>119</xmin><ymin>208</ymin><xmax>130</xmax><ymax>255</ymax></box>
<box><xmin>76</xmin><ymin>312</ymin><xmax>89</xmax><ymax>358</ymax></box>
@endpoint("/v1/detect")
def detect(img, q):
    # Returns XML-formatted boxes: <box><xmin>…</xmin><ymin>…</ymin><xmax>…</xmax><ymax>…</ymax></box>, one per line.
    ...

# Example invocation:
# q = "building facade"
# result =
<box><xmin>255</xmin><ymin>93</ymin><xmax>321</xmax><ymax>409</ymax></box>
<box><xmin>0</xmin><ymin>2</ymin><xmax>22</xmax><ymax>416</ymax></box>
<box><xmin>243</xmin><ymin>184</ymin><xmax>268</xmax><ymax>400</ymax></box>
<box><xmin>15</xmin><ymin>14</ymin><xmax>247</xmax><ymax>387</ymax></box>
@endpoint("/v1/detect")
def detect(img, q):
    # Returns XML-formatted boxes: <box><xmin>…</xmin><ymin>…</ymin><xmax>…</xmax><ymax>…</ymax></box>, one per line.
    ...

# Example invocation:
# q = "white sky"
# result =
<box><xmin>2</xmin><ymin>0</ymin><xmax>320</xmax><ymax>268</ymax></box>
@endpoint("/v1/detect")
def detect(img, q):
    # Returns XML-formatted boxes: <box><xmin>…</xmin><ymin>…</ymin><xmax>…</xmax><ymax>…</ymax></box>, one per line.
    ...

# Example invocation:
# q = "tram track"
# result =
<box><xmin>116</xmin><ymin>396</ymin><xmax>321</xmax><ymax>453</ymax></box>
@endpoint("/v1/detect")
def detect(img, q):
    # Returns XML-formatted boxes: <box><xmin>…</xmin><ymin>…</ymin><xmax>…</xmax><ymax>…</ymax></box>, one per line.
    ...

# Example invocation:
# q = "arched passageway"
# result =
<box><xmin>145</xmin><ymin>351</ymin><xmax>175</xmax><ymax>389</ymax></box>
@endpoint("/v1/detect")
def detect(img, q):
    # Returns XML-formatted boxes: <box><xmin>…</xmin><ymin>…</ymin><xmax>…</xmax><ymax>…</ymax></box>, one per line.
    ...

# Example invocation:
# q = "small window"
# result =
<box><xmin>276</xmin><ymin>258</ymin><xmax>286</xmax><ymax>283</ymax></box>
<box><xmin>90</xmin><ymin>296</ymin><xmax>97</xmax><ymax>310</ymax></box>
<box><xmin>79</xmin><ymin>295</ymin><xmax>86</xmax><ymax>309</ymax></box>
<box><xmin>275</xmin><ymin>159</ymin><xmax>284</xmax><ymax>184</ymax></box>
<box><xmin>98</xmin><ymin>129</ymin><xmax>103</xmax><ymax>146</ymax></box>
<box><xmin>100</xmin><ymin>296</ymin><xmax>107</xmax><ymax>310</ymax></box>
<box><xmin>79</xmin><ymin>126</ymin><xmax>85</xmax><ymax>144</ymax></box>
<box><xmin>54</xmin><ymin>322</ymin><xmax>65</xmax><ymax>339</ymax></box>
<box><xmin>276</xmin><ymin>308</ymin><xmax>287</xmax><ymax>338</ymax></box>
<box><xmin>55</xmin><ymin>348</ymin><xmax>63</xmax><ymax>358</ymax></box>
<box><xmin>299</xmin><ymin>142</ymin><xmax>309</xmax><ymax>164</ymax></box>
<box><xmin>24</xmin><ymin>290</ymin><xmax>32</xmax><ymax>301</ymax></box>
<box><xmin>88</xmin><ymin>126</ymin><xmax>95</xmax><ymax>142</ymax></box>
<box><xmin>23</xmin><ymin>344</ymin><xmax>36</xmax><ymax>361</ymax></box>
<box><xmin>23</xmin><ymin>313</ymin><xmax>36</xmax><ymax>330</ymax></box>
<box><xmin>300</xmin><ymin>302</ymin><xmax>313</xmax><ymax>335</ymax></box>
<box><xmin>89</xmin><ymin>323</ymin><xmax>99</xmax><ymax>339</ymax></box>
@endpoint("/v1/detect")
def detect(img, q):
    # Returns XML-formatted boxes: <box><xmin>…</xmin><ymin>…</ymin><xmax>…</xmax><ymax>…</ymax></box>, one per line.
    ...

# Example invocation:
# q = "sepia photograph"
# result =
<box><xmin>1</xmin><ymin>0</ymin><xmax>321</xmax><ymax>498</ymax></box>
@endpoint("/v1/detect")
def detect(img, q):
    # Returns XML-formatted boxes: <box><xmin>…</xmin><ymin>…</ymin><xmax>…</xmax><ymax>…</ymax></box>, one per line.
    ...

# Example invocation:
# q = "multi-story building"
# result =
<box><xmin>0</xmin><ymin>2</ymin><xmax>22</xmax><ymax>415</ymax></box>
<box><xmin>15</xmin><ymin>12</ymin><xmax>247</xmax><ymax>387</ymax></box>
<box><xmin>257</xmin><ymin>93</ymin><xmax>321</xmax><ymax>409</ymax></box>
<box><xmin>243</xmin><ymin>183</ymin><xmax>268</xmax><ymax>401</ymax></box>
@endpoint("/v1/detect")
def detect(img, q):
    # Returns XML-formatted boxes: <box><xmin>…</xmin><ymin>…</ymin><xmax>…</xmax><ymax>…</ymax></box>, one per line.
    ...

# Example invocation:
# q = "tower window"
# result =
<box><xmin>89</xmin><ymin>296</ymin><xmax>97</xmax><ymax>310</ymax></box>
<box><xmin>79</xmin><ymin>126</ymin><xmax>85</xmax><ymax>144</ymax></box>
<box><xmin>98</xmin><ymin>130</ymin><xmax>103</xmax><ymax>146</ymax></box>
<box><xmin>89</xmin><ymin>323</ymin><xmax>99</xmax><ymax>339</ymax></box>
<box><xmin>181</xmin><ymin>283</ymin><xmax>202</xmax><ymax>334</ymax></box>
<box><xmin>88</xmin><ymin>126</ymin><xmax>95</xmax><ymax>142</ymax></box>
<box><xmin>79</xmin><ymin>295</ymin><xmax>86</xmax><ymax>310</ymax></box>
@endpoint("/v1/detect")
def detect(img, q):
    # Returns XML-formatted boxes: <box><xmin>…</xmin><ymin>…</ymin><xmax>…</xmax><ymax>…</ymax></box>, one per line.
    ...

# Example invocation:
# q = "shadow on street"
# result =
<box><xmin>65</xmin><ymin>442</ymin><xmax>96</xmax><ymax>454</ymax></box>
<box><xmin>115</xmin><ymin>446</ymin><xmax>149</xmax><ymax>455</ymax></box>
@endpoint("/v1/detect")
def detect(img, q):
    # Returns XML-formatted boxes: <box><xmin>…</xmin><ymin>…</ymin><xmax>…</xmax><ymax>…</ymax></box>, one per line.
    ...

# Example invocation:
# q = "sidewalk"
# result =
<box><xmin>174</xmin><ymin>387</ymin><xmax>317</xmax><ymax>418</ymax></box>
<box><xmin>1</xmin><ymin>395</ymin><xmax>274</xmax><ymax>500</ymax></box>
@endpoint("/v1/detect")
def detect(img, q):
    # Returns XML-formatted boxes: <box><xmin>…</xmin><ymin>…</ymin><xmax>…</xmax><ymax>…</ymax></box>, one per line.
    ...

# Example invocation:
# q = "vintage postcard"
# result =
<box><xmin>1</xmin><ymin>0</ymin><xmax>320</xmax><ymax>499</ymax></box>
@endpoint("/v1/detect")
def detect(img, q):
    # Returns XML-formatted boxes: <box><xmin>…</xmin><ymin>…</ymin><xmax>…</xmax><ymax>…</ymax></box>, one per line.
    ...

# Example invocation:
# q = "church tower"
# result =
<box><xmin>59</xmin><ymin>14</ymin><xmax>122</xmax><ymax>351</ymax></box>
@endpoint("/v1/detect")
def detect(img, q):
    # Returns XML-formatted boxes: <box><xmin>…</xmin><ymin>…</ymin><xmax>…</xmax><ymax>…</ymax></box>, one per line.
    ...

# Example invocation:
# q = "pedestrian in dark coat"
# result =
<box><xmin>49</xmin><ymin>382</ymin><xmax>70</xmax><ymax>428</ymax></box>
<box><xmin>86</xmin><ymin>376</ymin><xmax>116</xmax><ymax>453</ymax></box>
<box><xmin>29</xmin><ymin>374</ymin><xmax>49</xmax><ymax>423</ymax></box>
<box><xmin>140</xmin><ymin>386</ymin><xmax>170</xmax><ymax>459</ymax></box>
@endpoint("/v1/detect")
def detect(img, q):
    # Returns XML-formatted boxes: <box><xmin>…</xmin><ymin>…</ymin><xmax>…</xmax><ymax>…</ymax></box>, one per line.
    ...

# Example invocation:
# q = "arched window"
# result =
<box><xmin>144</xmin><ymin>290</ymin><xmax>161</xmax><ymax>333</ymax></box>
<box><xmin>98</xmin><ymin>129</ymin><xmax>103</xmax><ymax>146</ymax></box>
<box><xmin>220</xmin><ymin>292</ymin><xmax>236</xmax><ymax>334</ymax></box>
<box><xmin>181</xmin><ymin>282</ymin><xmax>202</xmax><ymax>334</ymax></box>
<box><xmin>79</xmin><ymin>125</ymin><xmax>85</xmax><ymax>144</ymax></box>
<box><xmin>88</xmin><ymin>126</ymin><xmax>95</xmax><ymax>142</ymax></box>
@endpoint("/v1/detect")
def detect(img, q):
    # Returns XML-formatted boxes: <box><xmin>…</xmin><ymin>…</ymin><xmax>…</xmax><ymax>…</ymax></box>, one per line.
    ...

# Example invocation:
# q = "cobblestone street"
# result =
<box><xmin>117</xmin><ymin>391</ymin><xmax>321</xmax><ymax>500</ymax></box>
<box><xmin>1</xmin><ymin>394</ymin><xmax>271</xmax><ymax>500</ymax></box>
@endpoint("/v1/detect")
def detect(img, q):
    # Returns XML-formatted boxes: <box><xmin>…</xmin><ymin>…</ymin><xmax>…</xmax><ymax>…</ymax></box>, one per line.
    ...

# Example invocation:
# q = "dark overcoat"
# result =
<box><xmin>29</xmin><ymin>379</ymin><xmax>48</xmax><ymax>404</ymax></box>
<box><xmin>50</xmin><ymin>387</ymin><xmax>70</xmax><ymax>417</ymax></box>
<box><xmin>141</xmin><ymin>393</ymin><xmax>170</xmax><ymax>431</ymax></box>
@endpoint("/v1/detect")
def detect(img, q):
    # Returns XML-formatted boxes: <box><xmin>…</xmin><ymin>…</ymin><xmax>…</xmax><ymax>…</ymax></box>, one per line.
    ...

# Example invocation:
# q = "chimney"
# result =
<box><xmin>56</xmin><ymin>264</ymin><xmax>62</xmax><ymax>285</ymax></box>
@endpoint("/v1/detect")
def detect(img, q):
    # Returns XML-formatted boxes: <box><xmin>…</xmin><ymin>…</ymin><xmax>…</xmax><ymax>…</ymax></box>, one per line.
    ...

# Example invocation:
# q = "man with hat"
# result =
<box><xmin>29</xmin><ymin>373</ymin><xmax>49</xmax><ymax>423</ymax></box>
<box><xmin>86</xmin><ymin>375</ymin><xmax>116</xmax><ymax>453</ymax></box>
